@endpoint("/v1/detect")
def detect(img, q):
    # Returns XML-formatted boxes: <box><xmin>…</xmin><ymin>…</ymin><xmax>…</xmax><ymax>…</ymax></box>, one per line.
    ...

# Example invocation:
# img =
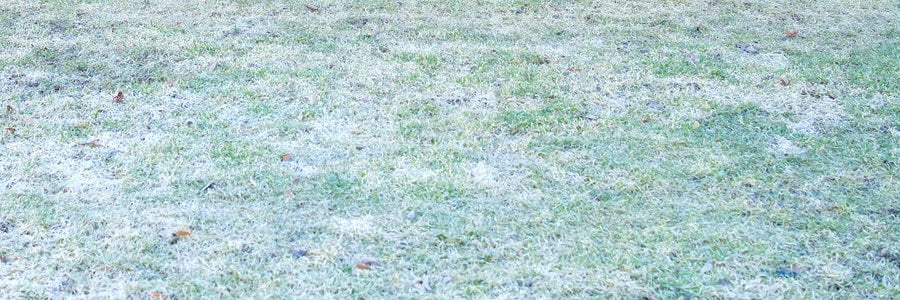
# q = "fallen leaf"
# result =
<box><xmin>281</xmin><ymin>152</ymin><xmax>293</xmax><ymax>161</ymax></box>
<box><xmin>147</xmin><ymin>292</ymin><xmax>163</xmax><ymax>298</ymax></box>
<box><xmin>4</xmin><ymin>127</ymin><xmax>14</xmax><ymax>134</ymax></box>
<box><xmin>4</xmin><ymin>105</ymin><xmax>11</xmax><ymax>113</ymax></box>
<box><xmin>113</xmin><ymin>91</ymin><xmax>124</xmax><ymax>103</ymax></box>
<box><xmin>304</xmin><ymin>3</ymin><xmax>318</xmax><ymax>12</ymax></box>
<box><xmin>691</xmin><ymin>121</ymin><xmax>701</xmax><ymax>129</ymax></box>
<box><xmin>785</xmin><ymin>30</ymin><xmax>798</xmax><ymax>38</ymax></box>
<box><xmin>353</xmin><ymin>256</ymin><xmax>380</xmax><ymax>270</ymax></box>
<box><xmin>167</xmin><ymin>232</ymin><xmax>189</xmax><ymax>244</ymax></box>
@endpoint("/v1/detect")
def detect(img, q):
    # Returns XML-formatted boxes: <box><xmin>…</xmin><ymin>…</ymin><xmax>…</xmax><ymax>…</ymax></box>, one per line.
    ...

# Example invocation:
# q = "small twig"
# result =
<box><xmin>199</xmin><ymin>181</ymin><xmax>216</xmax><ymax>194</ymax></box>
<box><xmin>75</xmin><ymin>139</ymin><xmax>104</xmax><ymax>148</ymax></box>
<box><xmin>304</xmin><ymin>3</ymin><xmax>319</xmax><ymax>12</ymax></box>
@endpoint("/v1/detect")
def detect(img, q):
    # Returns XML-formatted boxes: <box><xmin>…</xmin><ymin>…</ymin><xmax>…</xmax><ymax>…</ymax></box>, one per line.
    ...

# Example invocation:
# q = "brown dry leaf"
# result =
<box><xmin>786</xmin><ymin>30</ymin><xmax>798</xmax><ymax>38</ymax></box>
<box><xmin>304</xmin><ymin>3</ymin><xmax>318</xmax><ymax>12</ymax></box>
<box><xmin>173</xmin><ymin>230</ymin><xmax>191</xmax><ymax>237</ymax></box>
<box><xmin>113</xmin><ymin>91</ymin><xmax>125</xmax><ymax>103</ymax></box>
<box><xmin>4</xmin><ymin>127</ymin><xmax>14</xmax><ymax>134</ymax></box>
<box><xmin>281</xmin><ymin>152</ymin><xmax>293</xmax><ymax>162</ymax></box>
<box><xmin>353</xmin><ymin>256</ymin><xmax>379</xmax><ymax>270</ymax></box>
<box><xmin>147</xmin><ymin>292</ymin><xmax>163</xmax><ymax>298</ymax></box>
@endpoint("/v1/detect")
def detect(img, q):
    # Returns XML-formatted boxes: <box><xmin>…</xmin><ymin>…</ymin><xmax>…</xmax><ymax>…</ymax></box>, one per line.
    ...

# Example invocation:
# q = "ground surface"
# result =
<box><xmin>0</xmin><ymin>0</ymin><xmax>898</xmax><ymax>298</ymax></box>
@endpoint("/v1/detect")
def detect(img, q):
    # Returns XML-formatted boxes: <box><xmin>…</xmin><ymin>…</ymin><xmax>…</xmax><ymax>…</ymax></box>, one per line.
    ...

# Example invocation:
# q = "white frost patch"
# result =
<box><xmin>392</xmin><ymin>163</ymin><xmax>437</xmax><ymax>183</ymax></box>
<box><xmin>767</xmin><ymin>136</ymin><xmax>805</xmax><ymax>156</ymax></box>
<box><xmin>468</xmin><ymin>162</ymin><xmax>499</xmax><ymax>189</ymax></box>
<box><xmin>732</xmin><ymin>53</ymin><xmax>790</xmax><ymax>70</ymax></box>
<box><xmin>140</xmin><ymin>207</ymin><xmax>193</xmax><ymax>238</ymax></box>
<box><xmin>294</xmin><ymin>164</ymin><xmax>321</xmax><ymax>179</ymax></box>
<box><xmin>785</xmin><ymin>95</ymin><xmax>847</xmax><ymax>135</ymax></box>
<box><xmin>702</xmin><ymin>83</ymin><xmax>847</xmax><ymax>135</ymax></box>
<box><xmin>331</xmin><ymin>215</ymin><xmax>378</xmax><ymax>236</ymax></box>
<box><xmin>61</xmin><ymin>166</ymin><xmax>124</xmax><ymax>196</ymax></box>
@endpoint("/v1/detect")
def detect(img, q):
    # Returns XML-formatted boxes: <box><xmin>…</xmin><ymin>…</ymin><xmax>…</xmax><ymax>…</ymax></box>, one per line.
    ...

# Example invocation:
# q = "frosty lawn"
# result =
<box><xmin>0</xmin><ymin>0</ymin><xmax>898</xmax><ymax>298</ymax></box>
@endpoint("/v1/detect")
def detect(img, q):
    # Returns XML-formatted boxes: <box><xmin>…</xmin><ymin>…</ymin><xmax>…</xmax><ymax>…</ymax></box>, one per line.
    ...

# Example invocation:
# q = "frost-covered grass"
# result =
<box><xmin>0</xmin><ymin>0</ymin><xmax>898</xmax><ymax>298</ymax></box>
